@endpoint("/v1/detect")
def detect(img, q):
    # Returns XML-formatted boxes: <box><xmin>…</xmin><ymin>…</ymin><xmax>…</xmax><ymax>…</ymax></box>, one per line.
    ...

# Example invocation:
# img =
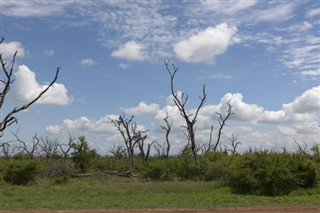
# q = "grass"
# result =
<box><xmin>0</xmin><ymin>176</ymin><xmax>320</xmax><ymax>211</ymax></box>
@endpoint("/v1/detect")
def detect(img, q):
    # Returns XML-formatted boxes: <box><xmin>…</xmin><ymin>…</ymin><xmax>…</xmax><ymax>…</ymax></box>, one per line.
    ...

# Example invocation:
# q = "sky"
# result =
<box><xmin>0</xmin><ymin>0</ymin><xmax>319</xmax><ymax>155</ymax></box>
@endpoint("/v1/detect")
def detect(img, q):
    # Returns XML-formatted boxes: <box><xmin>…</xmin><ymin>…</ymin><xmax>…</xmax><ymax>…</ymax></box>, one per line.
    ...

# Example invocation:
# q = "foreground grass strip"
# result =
<box><xmin>0</xmin><ymin>177</ymin><xmax>320</xmax><ymax>210</ymax></box>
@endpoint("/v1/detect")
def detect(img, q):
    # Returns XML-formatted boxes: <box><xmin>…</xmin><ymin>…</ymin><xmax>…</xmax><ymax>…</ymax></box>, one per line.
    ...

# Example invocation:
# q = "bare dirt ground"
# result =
<box><xmin>2</xmin><ymin>206</ymin><xmax>320</xmax><ymax>213</ymax></box>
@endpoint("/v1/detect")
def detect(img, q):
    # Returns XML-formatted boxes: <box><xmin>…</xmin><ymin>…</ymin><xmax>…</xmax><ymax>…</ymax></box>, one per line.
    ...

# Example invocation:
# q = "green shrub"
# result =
<box><xmin>202</xmin><ymin>152</ymin><xmax>230</xmax><ymax>181</ymax></box>
<box><xmin>228</xmin><ymin>152</ymin><xmax>318</xmax><ymax>196</ymax></box>
<box><xmin>139</xmin><ymin>159</ymin><xmax>176</xmax><ymax>181</ymax></box>
<box><xmin>71</xmin><ymin>136</ymin><xmax>97</xmax><ymax>173</ymax></box>
<box><xmin>3</xmin><ymin>160</ymin><xmax>40</xmax><ymax>185</ymax></box>
<box><xmin>175</xmin><ymin>147</ymin><xmax>200</xmax><ymax>180</ymax></box>
<box><xmin>53</xmin><ymin>175</ymin><xmax>69</xmax><ymax>184</ymax></box>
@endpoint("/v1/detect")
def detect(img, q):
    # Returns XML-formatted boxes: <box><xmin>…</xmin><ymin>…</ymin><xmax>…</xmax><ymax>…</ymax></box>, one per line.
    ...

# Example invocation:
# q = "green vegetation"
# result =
<box><xmin>0</xmin><ymin>136</ymin><xmax>319</xmax><ymax>210</ymax></box>
<box><xmin>0</xmin><ymin>176</ymin><xmax>319</xmax><ymax>210</ymax></box>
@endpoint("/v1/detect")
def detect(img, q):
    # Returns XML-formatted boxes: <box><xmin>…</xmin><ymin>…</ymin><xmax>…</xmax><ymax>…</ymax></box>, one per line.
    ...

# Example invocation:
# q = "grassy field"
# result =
<box><xmin>1</xmin><ymin>176</ymin><xmax>320</xmax><ymax>211</ymax></box>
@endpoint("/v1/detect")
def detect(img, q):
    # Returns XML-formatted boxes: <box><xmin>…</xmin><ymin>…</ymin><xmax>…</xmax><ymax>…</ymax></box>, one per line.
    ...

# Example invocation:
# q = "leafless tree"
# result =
<box><xmin>201</xmin><ymin>125</ymin><xmax>214</xmax><ymax>155</ymax></box>
<box><xmin>110</xmin><ymin>114</ymin><xmax>149</xmax><ymax>168</ymax></box>
<box><xmin>0</xmin><ymin>37</ymin><xmax>60</xmax><ymax>137</ymax></box>
<box><xmin>0</xmin><ymin>142</ymin><xmax>11</xmax><ymax>159</ymax></box>
<box><xmin>294</xmin><ymin>139</ymin><xmax>308</xmax><ymax>155</ymax></box>
<box><xmin>109</xmin><ymin>144</ymin><xmax>127</xmax><ymax>158</ymax></box>
<box><xmin>224</xmin><ymin>134</ymin><xmax>241</xmax><ymax>155</ymax></box>
<box><xmin>137</xmin><ymin>138</ymin><xmax>155</xmax><ymax>164</ymax></box>
<box><xmin>160</xmin><ymin>112</ymin><xmax>172</xmax><ymax>158</ymax></box>
<box><xmin>13</xmin><ymin>132</ymin><xmax>40</xmax><ymax>159</ymax></box>
<box><xmin>59</xmin><ymin>134</ymin><xmax>75</xmax><ymax>159</ymax></box>
<box><xmin>164</xmin><ymin>60</ymin><xmax>206</xmax><ymax>161</ymax></box>
<box><xmin>213</xmin><ymin>100</ymin><xmax>234</xmax><ymax>152</ymax></box>
<box><xmin>39</xmin><ymin>136</ymin><xmax>59</xmax><ymax>160</ymax></box>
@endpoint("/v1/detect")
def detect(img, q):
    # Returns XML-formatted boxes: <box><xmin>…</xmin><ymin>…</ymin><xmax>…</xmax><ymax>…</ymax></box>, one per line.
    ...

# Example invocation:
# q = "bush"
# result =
<box><xmin>139</xmin><ymin>159</ymin><xmax>177</xmax><ymax>181</ymax></box>
<box><xmin>46</xmin><ymin>160</ymin><xmax>72</xmax><ymax>177</ymax></box>
<box><xmin>71</xmin><ymin>136</ymin><xmax>97</xmax><ymax>173</ymax></box>
<box><xmin>3</xmin><ymin>160</ymin><xmax>40</xmax><ymax>185</ymax></box>
<box><xmin>228</xmin><ymin>152</ymin><xmax>318</xmax><ymax>196</ymax></box>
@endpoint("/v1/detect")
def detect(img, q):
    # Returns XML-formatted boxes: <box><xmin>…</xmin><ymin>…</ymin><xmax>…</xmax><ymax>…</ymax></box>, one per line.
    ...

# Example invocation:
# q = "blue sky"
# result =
<box><xmin>0</xmin><ymin>0</ymin><xmax>319</xmax><ymax>154</ymax></box>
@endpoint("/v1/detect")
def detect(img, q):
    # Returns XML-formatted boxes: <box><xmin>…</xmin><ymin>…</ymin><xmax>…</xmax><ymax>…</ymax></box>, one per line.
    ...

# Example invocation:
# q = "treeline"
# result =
<box><xmin>0</xmin><ymin>136</ymin><xmax>319</xmax><ymax>197</ymax></box>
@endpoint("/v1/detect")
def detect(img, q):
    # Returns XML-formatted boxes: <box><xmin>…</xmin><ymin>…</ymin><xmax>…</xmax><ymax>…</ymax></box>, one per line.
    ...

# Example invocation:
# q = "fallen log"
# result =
<box><xmin>72</xmin><ymin>170</ymin><xmax>133</xmax><ymax>178</ymax></box>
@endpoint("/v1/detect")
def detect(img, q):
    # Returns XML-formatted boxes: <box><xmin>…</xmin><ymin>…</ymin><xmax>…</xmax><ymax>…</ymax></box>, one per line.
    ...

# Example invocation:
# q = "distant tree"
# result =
<box><xmin>58</xmin><ymin>134</ymin><xmax>75</xmax><ymax>159</ymax></box>
<box><xmin>110</xmin><ymin>114</ymin><xmax>149</xmax><ymax>168</ymax></box>
<box><xmin>109</xmin><ymin>144</ymin><xmax>127</xmax><ymax>158</ymax></box>
<box><xmin>224</xmin><ymin>134</ymin><xmax>241</xmax><ymax>155</ymax></box>
<box><xmin>0</xmin><ymin>142</ymin><xmax>11</xmax><ymax>159</ymax></box>
<box><xmin>164</xmin><ymin>60</ymin><xmax>206</xmax><ymax>161</ymax></box>
<box><xmin>71</xmin><ymin>136</ymin><xmax>97</xmax><ymax>173</ymax></box>
<box><xmin>39</xmin><ymin>136</ymin><xmax>59</xmax><ymax>160</ymax></box>
<box><xmin>12</xmin><ymin>132</ymin><xmax>40</xmax><ymax>160</ymax></box>
<box><xmin>0</xmin><ymin>37</ymin><xmax>60</xmax><ymax>137</ymax></box>
<box><xmin>159</xmin><ymin>112</ymin><xmax>172</xmax><ymax>158</ymax></box>
<box><xmin>213</xmin><ymin>100</ymin><xmax>234</xmax><ymax>152</ymax></box>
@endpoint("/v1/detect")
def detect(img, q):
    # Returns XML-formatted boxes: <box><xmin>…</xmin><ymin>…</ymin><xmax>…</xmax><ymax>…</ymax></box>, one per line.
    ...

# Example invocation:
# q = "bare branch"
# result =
<box><xmin>0</xmin><ymin>37</ymin><xmax>61</xmax><ymax>136</ymax></box>
<box><xmin>213</xmin><ymin>100</ymin><xmax>234</xmax><ymax>152</ymax></box>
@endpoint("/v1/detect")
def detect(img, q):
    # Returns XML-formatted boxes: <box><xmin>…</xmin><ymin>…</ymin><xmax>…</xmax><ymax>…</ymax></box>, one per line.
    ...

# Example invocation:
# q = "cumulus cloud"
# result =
<box><xmin>174</xmin><ymin>23</ymin><xmax>238</xmax><ymax>64</ymax></box>
<box><xmin>80</xmin><ymin>58</ymin><xmax>95</xmax><ymax>66</ymax></box>
<box><xmin>111</xmin><ymin>41</ymin><xmax>147</xmax><ymax>61</ymax></box>
<box><xmin>10</xmin><ymin>65</ymin><xmax>72</xmax><ymax>105</ymax></box>
<box><xmin>283</xmin><ymin>86</ymin><xmax>320</xmax><ymax>114</ymax></box>
<box><xmin>0</xmin><ymin>41</ymin><xmax>26</xmax><ymax>59</ymax></box>
<box><xmin>46</xmin><ymin>115</ymin><xmax>118</xmax><ymax>134</ymax></box>
<box><xmin>121</xmin><ymin>102</ymin><xmax>160</xmax><ymax>115</ymax></box>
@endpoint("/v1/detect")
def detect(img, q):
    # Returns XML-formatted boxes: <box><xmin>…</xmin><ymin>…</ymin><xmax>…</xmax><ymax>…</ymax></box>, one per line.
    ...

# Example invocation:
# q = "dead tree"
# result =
<box><xmin>39</xmin><ymin>136</ymin><xmax>59</xmax><ymax>160</ymax></box>
<box><xmin>13</xmin><ymin>132</ymin><xmax>40</xmax><ymax>159</ymax></box>
<box><xmin>201</xmin><ymin>125</ymin><xmax>214</xmax><ymax>155</ymax></box>
<box><xmin>224</xmin><ymin>134</ymin><xmax>241</xmax><ymax>155</ymax></box>
<box><xmin>110</xmin><ymin>114</ymin><xmax>149</xmax><ymax>168</ymax></box>
<box><xmin>164</xmin><ymin>60</ymin><xmax>206</xmax><ymax>161</ymax></box>
<box><xmin>160</xmin><ymin>112</ymin><xmax>172</xmax><ymax>158</ymax></box>
<box><xmin>137</xmin><ymin>138</ymin><xmax>155</xmax><ymax>164</ymax></box>
<box><xmin>294</xmin><ymin>139</ymin><xmax>308</xmax><ymax>155</ymax></box>
<box><xmin>59</xmin><ymin>134</ymin><xmax>75</xmax><ymax>159</ymax></box>
<box><xmin>213</xmin><ymin>100</ymin><xmax>234</xmax><ymax>152</ymax></box>
<box><xmin>0</xmin><ymin>37</ymin><xmax>60</xmax><ymax>137</ymax></box>
<box><xmin>0</xmin><ymin>142</ymin><xmax>11</xmax><ymax>159</ymax></box>
<box><xmin>109</xmin><ymin>144</ymin><xmax>127</xmax><ymax>158</ymax></box>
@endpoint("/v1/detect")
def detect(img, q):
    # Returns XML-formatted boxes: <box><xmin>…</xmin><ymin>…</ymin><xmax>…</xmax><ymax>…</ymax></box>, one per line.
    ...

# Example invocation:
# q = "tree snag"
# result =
<box><xmin>164</xmin><ymin>60</ymin><xmax>206</xmax><ymax>161</ymax></box>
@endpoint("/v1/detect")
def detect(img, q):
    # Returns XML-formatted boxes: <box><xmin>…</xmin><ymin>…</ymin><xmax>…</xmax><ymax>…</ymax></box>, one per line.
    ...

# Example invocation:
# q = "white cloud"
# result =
<box><xmin>1</xmin><ymin>1</ymin><xmax>71</xmax><ymax>17</ymax></box>
<box><xmin>111</xmin><ymin>41</ymin><xmax>147</xmax><ymax>61</ymax></box>
<box><xmin>174</xmin><ymin>24</ymin><xmax>238</xmax><ymax>64</ymax></box>
<box><xmin>46</xmin><ymin>115</ymin><xmax>118</xmax><ymax>134</ymax></box>
<box><xmin>256</xmin><ymin>3</ymin><xmax>296</xmax><ymax>22</ymax></box>
<box><xmin>300</xmin><ymin>69</ymin><xmax>320</xmax><ymax>76</ymax></box>
<box><xmin>44</xmin><ymin>49</ymin><xmax>55</xmax><ymax>57</ymax></box>
<box><xmin>121</xmin><ymin>102</ymin><xmax>159</xmax><ymax>115</ymax></box>
<box><xmin>80</xmin><ymin>58</ymin><xmax>95</xmax><ymax>66</ymax></box>
<box><xmin>202</xmin><ymin>0</ymin><xmax>257</xmax><ymax>14</ymax></box>
<box><xmin>306</xmin><ymin>8</ymin><xmax>320</xmax><ymax>18</ymax></box>
<box><xmin>0</xmin><ymin>41</ymin><xmax>26</xmax><ymax>58</ymax></box>
<box><xmin>10</xmin><ymin>65</ymin><xmax>72</xmax><ymax>105</ymax></box>
<box><xmin>283</xmin><ymin>86</ymin><xmax>320</xmax><ymax>114</ymax></box>
<box><xmin>119</xmin><ymin>63</ymin><xmax>131</xmax><ymax>69</ymax></box>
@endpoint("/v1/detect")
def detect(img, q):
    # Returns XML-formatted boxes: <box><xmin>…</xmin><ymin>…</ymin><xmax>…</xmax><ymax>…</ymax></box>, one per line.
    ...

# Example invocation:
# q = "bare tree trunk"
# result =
<box><xmin>214</xmin><ymin>100</ymin><xmax>233</xmax><ymax>152</ymax></box>
<box><xmin>164</xmin><ymin>60</ymin><xmax>206</xmax><ymax>161</ymax></box>
<box><xmin>160</xmin><ymin>112</ymin><xmax>172</xmax><ymax>158</ymax></box>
